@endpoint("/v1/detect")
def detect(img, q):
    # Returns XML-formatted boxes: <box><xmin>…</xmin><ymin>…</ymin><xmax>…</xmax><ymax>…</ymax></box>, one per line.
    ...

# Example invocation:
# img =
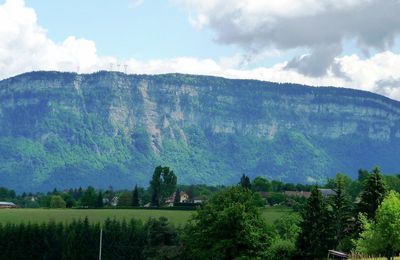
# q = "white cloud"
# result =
<box><xmin>1</xmin><ymin>0</ymin><xmax>400</xmax><ymax>102</ymax></box>
<box><xmin>173</xmin><ymin>0</ymin><xmax>400</xmax><ymax>76</ymax></box>
<box><xmin>0</xmin><ymin>0</ymin><xmax>113</xmax><ymax>76</ymax></box>
<box><xmin>129</xmin><ymin>0</ymin><xmax>144</xmax><ymax>9</ymax></box>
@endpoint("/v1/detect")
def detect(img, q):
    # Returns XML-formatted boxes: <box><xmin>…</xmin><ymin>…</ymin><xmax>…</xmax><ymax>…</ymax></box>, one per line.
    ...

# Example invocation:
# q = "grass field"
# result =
<box><xmin>0</xmin><ymin>207</ymin><xmax>292</xmax><ymax>226</ymax></box>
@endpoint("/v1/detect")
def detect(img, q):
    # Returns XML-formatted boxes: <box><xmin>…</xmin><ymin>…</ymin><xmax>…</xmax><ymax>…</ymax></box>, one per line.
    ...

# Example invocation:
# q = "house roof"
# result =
<box><xmin>284</xmin><ymin>191</ymin><xmax>311</xmax><ymax>198</ymax></box>
<box><xmin>318</xmin><ymin>189</ymin><xmax>336</xmax><ymax>196</ymax></box>
<box><xmin>0</xmin><ymin>201</ymin><xmax>16</xmax><ymax>206</ymax></box>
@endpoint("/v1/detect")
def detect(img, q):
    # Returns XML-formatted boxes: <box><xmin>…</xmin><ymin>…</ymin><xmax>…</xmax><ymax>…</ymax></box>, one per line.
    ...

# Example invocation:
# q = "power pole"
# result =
<box><xmin>98</xmin><ymin>228</ymin><xmax>103</xmax><ymax>260</ymax></box>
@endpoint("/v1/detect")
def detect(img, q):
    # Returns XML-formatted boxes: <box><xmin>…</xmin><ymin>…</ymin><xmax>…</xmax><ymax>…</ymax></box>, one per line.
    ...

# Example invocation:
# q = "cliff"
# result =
<box><xmin>1</xmin><ymin>71</ymin><xmax>399</xmax><ymax>191</ymax></box>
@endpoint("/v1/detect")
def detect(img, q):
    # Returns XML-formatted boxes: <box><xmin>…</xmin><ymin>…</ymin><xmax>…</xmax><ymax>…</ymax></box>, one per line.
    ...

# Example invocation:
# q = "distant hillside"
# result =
<box><xmin>1</xmin><ymin>71</ymin><xmax>400</xmax><ymax>191</ymax></box>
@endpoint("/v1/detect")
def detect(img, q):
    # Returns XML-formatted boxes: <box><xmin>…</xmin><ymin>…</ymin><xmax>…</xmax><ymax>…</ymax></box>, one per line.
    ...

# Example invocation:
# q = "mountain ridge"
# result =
<box><xmin>1</xmin><ymin>71</ymin><xmax>399</xmax><ymax>191</ymax></box>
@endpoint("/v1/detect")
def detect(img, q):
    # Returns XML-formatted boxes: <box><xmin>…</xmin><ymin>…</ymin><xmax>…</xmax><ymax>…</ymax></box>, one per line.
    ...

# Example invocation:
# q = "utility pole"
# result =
<box><xmin>124</xmin><ymin>64</ymin><xmax>128</xmax><ymax>74</ymax></box>
<box><xmin>98</xmin><ymin>228</ymin><xmax>103</xmax><ymax>260</ymax></box>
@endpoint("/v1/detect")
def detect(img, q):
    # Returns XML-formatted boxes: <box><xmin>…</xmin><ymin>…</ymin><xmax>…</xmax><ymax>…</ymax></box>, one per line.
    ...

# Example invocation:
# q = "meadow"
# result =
<box><xmin>0</xmin><ymin>207</ymin><xmax>291</xmax><ymax>226</ymax></box>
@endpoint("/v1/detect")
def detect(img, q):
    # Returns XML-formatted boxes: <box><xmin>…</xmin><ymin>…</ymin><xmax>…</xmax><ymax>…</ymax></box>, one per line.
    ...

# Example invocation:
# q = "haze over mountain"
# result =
<box><xmin>0</xmin><ymin>71</ymin><xmax>400</xmax><ymax>191</ymax></box>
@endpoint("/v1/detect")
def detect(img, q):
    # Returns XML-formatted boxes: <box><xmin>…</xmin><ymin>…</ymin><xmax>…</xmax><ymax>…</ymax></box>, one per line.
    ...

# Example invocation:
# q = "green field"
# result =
<box><xmin>0</xmin><ymin>207</ymin><xmax>292</xmax><ymax>226</ymax></box>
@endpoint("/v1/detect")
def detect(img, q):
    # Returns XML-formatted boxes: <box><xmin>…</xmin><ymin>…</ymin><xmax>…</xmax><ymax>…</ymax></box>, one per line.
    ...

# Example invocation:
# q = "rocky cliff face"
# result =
<box><xmin>1</xmin><ymin>71</ymin><xmax>399</xmax><ymax>191</ymax></box>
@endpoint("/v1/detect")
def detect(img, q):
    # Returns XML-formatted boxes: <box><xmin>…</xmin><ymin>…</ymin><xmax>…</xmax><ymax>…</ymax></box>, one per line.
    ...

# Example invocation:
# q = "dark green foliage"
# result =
<box><xmin>80</xmin><ymin>186</ymin><xmax>97</xmax><ymax>208</ymax></box>
<box><xmin>0</xmin><ymin>187</ymin><xmax>16</xmax><ymax>200</ymax></box>
<box><xmin>49</xmin><ymin>195</ymin><xmax>66</xmax><ymax>208</ymax></box>
<box><xmin>143</xmin><ymin>217</ymin><xmax>181</xmax><ymax>259</ymax></box>
<box><xmin>296</xmin><ymin>186</ymin><xmax>335</xmax><ymax>259</ymax></box>
<box><xmin>95</xmin><ymin>191</ymin><xmax>104</xmax><ymax>208</ymax></box>
<box><xmin>102</xmin><ymin>218</ymin><xmax>146</xmax><ymax>260</ymax></box>
<box><xmin>174</xmin><ymin>188</ymin><xmax>181</xmax><ymax>204</ymax></box>
<box><xmin>183</xmin><ymin>186</ymin><xmax>274</xmax><ymax>259</ymax></box>
<box><xmin>358</xmin><ymin>167</ymin><xmax>387</xmax><ymax>219</ymax></box>
<box><xmin>117</xmin><ymin>191</ymin><xmax>132</xmax><ymax>207</ymax></box>
<box><xmin>0</xmin><ymin>217</ymin><xmax>181</xmax><ymax>260</ymax></box>
<box><xmin>251</xmin><ymin>176</ymin><xmax>271</xmax><ymax>192</ymax></box>
<box><xmin>239</xmin><ymin>174</ymin><xmax>251</xmax><ymax>189</ymax></box>
<box><xmin>267</xmin><ymin>192</ymin><xmax>288</xmax><ymax>206</ymax></box>
<box><xmin>266</xmin><ymin>239</ymin><xmax>296</xmax><ymax>260</ymax></box>
<box><xmin>132</xmin><ymin>185</ymin><xmax>140</xmax><ymax>207</ymax></box>
<box><xmin>150</xmin><ymin>166</ymin><xmax>177</xmax><ymax>206</ymax></box>
<box><xmin>330</xmin><ymin>174</ymin><xmax>353</xmax><ymax>250</ymax></box>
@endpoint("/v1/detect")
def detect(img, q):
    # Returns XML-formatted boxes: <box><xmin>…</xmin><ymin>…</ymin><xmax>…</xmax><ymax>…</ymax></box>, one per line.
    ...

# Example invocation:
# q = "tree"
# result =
<box><xmin>358</xmin><ymin>166</ymin><xmax>387</xmax><ymax>219</ymax></box>
<box><xmin>355</xmin><ymin>191</ymin><xmax>400</xmax><ymax>260</ymax></box>
<box><xmin>239</xmin><ymin>174</ymin><xmax>251</xmax><ymax>189</ymax></box>
<box><xmin>49</xmin><ymin>195</ymin><xmax>66</xmax><ymax>208</ymax></box>
<box><xmin>251</xmin><ymin>176</ymin><xmax>271</xmax><ymax>192</ymax></box>
<box><xmin>118</xmin><ymin>191</ymin><xmax>132</xmax><ymax>207</ymax></box>
<box><xmin>296</xmin><ymin>186</ymin><xmax>334</xmax><ymax>259</ymax></box>
<box><xmin>150</xmin><ymin>166</ymin><xmax>162</xmax><ymax>206</ymax></box>
<box><xmin>174</xmin><ymin>189</ymin><xmax>181</xmax><ymax>204</ymax></box>
<box><xmin>132</xmin><ymin>185</ymin><xmax>140</xmax><ymax>207</ymax></box>
<box><xmin>95</xmin><ymin>191</ymin><xmax>104</xmax><ymax>208</ymax></box>
<box><xmin>150</xmin><ymin>166</ymin><xmax>177</xmax><ymax>206</ymax></box>
<box><xmin>183</xmin><ymin>186</ymin><xmax>273</xmax><ymax>259</ymax></box>
<box><xmin>143</xmin><ymin>217</ymin><xmax>181</xmax><ymax>259</ymax></box>
<box><xmin>274</xmin><ymin>214</ymin><xmax>302</xmax><ymax>242</ymax></box>
<box><xmin>80</xmin><ymin>186</ymin><xmax>97</xmax><ymax>208</ymax></box>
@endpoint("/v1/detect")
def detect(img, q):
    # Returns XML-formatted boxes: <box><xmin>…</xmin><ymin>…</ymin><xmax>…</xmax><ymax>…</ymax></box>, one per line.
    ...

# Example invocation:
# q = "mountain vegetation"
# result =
<box><xmin>1</xmin><ymin>71</ymin><xmax>400</xmax><ymax>191</ymax></box>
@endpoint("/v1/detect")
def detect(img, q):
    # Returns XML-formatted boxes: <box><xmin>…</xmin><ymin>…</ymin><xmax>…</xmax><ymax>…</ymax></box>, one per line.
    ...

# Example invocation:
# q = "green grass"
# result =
<box><xmin>0</xmin><ymin>207</ymin><xmax>291</xmax><ymax>226</ymax></box>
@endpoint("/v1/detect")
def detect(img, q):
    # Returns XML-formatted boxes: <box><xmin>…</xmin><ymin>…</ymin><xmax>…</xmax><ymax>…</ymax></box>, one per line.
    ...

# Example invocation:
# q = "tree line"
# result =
<box><xmin>2</xmin><ymin>166</ymin><xmax>400</xmax><ymax>259</ymax></box>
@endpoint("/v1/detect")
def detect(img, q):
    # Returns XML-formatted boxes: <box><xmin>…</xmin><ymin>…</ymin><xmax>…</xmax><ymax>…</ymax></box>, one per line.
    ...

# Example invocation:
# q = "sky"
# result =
<box><xmin>1</xmin><ymin>0</ymin><xmax>400</xmax><ymax>100</ymax></box>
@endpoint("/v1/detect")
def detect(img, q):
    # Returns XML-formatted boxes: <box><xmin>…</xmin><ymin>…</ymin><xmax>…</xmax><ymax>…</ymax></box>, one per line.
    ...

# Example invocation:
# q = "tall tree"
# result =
<box><xmin>330</xmin><ymin>174</ymin><xmax>353</xmax><ymax>250</ymax></box>
<box><xmin>132</xmin><ymin>185</ymin><xmax>140</xmax><ymax>207</ymax></box>
<box><xmin>150</xmin><ymin>166</ymin><xmax>163</xmax><ymax>207</ymax></box>
<box><xmin>296</xmin><ymin>186</ymin><xmax>334</xmax><ymax>259</ymax></box>
<box><xmin>160</xmin><ymin>167</ymin><xmax>178</xmax><ymax>202</ymax></box>
<box><xmin>95</xmin><ymin>191</ymin><xmax>104</xmax><ymax>208</ymax></box>
<box><xmin>358</xmin><ymin>166</ymin><xmax>387</xmax><ymax>219</ymax></box>
<box><xmin>239</xmin><ymin>174</ymin><xmax>251</xmax><ymax>189</ymax></box>
<box><xmin>150</xmin><ymin>166</ymin><xmax>177</xmax><ymax>206</ymax></box>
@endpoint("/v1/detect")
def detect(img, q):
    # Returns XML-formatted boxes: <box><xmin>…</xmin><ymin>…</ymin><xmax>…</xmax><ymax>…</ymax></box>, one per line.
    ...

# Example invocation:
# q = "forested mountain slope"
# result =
<box><xmin>1</xmin><ymin>71</ymin><xmax>399</xmax><ymax>191</ymax></box>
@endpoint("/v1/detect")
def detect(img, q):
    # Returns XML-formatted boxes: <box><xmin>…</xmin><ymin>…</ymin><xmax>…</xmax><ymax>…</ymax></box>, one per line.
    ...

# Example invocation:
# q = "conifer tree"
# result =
<box><xmin>296</xmin><ymin>186</ymin><xmax>334</xmax><ymax>259</ymax></box>
<box><xmin>132</xmin><ymin>185</ymin><xmax>140</xmax><ymax>207</ymax></box>
<box><xmin>240</xmin><ymin>174</ymin><xmax>251</xmax><ymax>189</ymax></box>
<box><xmin>330</xmin><ymin>174</ymin><xmax>353</xmax><ymax>250</ymax></box>
<box><xmin>96</xmin><ymin>191</ymin><xmax>104</xmax><ymax>208</ymax></box>
<box><xmin>358</xmin><ymin>166</ymin><xmax>386</xmax><ymax>219</ymax></box>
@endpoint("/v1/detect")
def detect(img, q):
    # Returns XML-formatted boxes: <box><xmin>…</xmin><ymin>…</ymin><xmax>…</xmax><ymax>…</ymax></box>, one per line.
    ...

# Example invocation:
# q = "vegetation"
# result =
<box><xmin>2</xmin><ymin>166</ymin><xmax>400</xmax><ymax>258</ymax></box>
<box><xmin>183</xmin><ymin>186</ymin><xmax>273</xmax><ymax>259</ymax></box>
<box><xmin>2</xmin><ymin>72</ymin><xmax>400</xmax><ymax>192</ymax></box>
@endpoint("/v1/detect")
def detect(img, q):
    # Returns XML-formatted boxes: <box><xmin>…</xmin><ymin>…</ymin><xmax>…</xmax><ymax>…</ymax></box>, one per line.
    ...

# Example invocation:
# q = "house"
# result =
<box><xmin>165</xmin><ymin>191</ymin><xmax>190</xmax><ymax>206</ymax></box>
<box><xmin>284</xmin><ymin>191</ymin><xmax>311</xmax><ymax>198</ymax></box>
<box><xmin>192</xmin><ymin>196</ymin><xmax>206</xmax><ymax>204</ymax></box>
<box><xmin>318</xmin><ymin>188</ymin><xmax>336</xmax><ymax>197</ymax></box>
<box><xmin>327</xmin><ymin>249</ymin><xmax>347</xmax><ymax>259</ymax></box>
<box><xmin>0</xmin><ymin>201</ymin><xmax>17</xmax><ymax>208</ymax></box>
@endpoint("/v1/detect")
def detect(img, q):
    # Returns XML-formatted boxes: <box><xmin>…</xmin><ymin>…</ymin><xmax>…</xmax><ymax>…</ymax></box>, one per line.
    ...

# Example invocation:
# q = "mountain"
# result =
<box><xmin>1</xmin><ymin>71</ymin><xmax>400</xmax><ymax>191</ymax></box>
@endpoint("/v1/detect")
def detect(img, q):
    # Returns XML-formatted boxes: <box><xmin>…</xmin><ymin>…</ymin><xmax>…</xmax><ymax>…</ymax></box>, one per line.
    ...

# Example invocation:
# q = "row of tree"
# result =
<box><xmin>0</xmin><ymin>217</ymin><xmax>180</xmax><ymax>260</ymax></box>
<box><xmin>1</xmin><ymin>166</ymin><xmax>399</xmax><ymax>259</ymax></box>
